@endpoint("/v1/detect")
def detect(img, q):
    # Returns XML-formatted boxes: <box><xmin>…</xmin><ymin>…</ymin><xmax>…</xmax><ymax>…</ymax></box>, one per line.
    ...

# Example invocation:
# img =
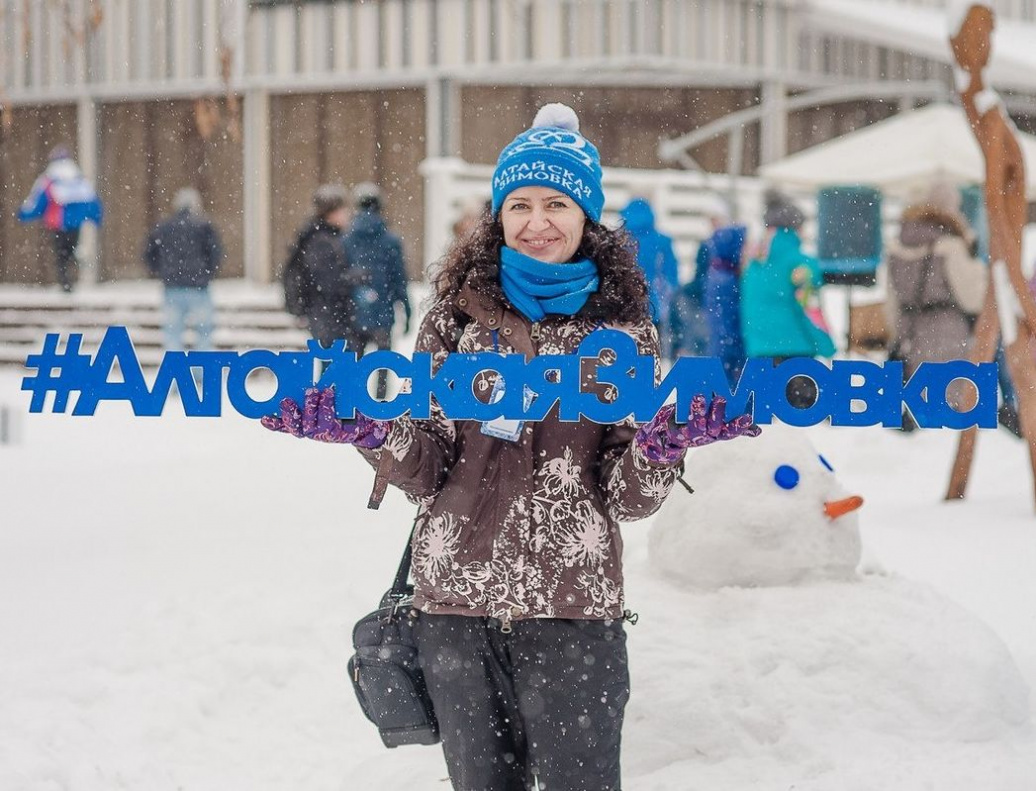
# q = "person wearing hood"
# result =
<box><xmin>18</xmin><ymin>145</ymin><xmax>103</xmax><ymax>292</ymax></box>
<box><xmin>341</xmin><ymin>183</ymin><xmax>411</xmax><ymax>400</ymax></box>
<box><xmin>619</xmin><ymin>197</ymin><xmax>680</xmax><ymax>358</ymax></box>
<box><xmin>884</xmin><ymin>179</ymin><xmax>986</xmax><ymax>421</ymax></box>
<box><xmin>282</xmin><ymin>184</ymin><xmax>358</xmax><ymax>350</ymax></box>
<box><xmin>741</xmin><ymin>190</ymin><xmax>835</xmax><ymax>408</ymax></box>
<box><xmin>703</xmin><ymin>208</ymin><xmax>749</xmax><ymax>386</ymax></box>
<box><xmin>143</xmin><ymin>187</ymin><xmax>223</xmax><ymax>351</ymax></box>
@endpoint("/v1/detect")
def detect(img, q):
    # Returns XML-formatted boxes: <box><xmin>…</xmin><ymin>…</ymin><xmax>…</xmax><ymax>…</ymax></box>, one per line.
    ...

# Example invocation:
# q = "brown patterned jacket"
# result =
<box><xmin>360</xmin><ymin>282</ymin><xmax>681</xmax><ymax>625</ymax></box>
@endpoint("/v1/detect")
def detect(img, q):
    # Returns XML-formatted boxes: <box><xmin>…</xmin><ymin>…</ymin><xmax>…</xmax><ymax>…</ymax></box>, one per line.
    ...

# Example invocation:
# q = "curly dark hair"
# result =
<box><xmin>432</xmin><ymin>208</ymin><xmax>651</xmax><ymax>324</ymax></box>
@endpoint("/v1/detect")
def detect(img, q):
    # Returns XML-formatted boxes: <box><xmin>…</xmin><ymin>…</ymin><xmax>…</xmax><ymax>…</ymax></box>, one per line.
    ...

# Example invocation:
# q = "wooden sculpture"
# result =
<box><xmin>947</xmin><ymin>3</ymin><xmax>1036</xmax><ymax>505</ymax></box>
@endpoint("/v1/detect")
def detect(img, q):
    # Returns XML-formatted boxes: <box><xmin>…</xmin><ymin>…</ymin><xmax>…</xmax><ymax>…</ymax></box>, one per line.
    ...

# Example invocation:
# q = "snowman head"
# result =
<box><xmin>648</xmin><ymin>424</ymin><xmax>863</xmax><ymax>589</ymax></box>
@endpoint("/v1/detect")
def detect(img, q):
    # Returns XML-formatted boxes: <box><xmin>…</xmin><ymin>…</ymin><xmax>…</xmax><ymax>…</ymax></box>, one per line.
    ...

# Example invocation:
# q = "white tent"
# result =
<box><xmin>758</xmin><ymin>104</ymin><xmax>1036</xmax><ymax>199</ymax></box>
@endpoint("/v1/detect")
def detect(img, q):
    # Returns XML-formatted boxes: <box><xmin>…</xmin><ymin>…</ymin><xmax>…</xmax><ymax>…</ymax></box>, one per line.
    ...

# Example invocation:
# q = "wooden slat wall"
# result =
<box><xmin>97</xmin><ymin>99</ymin><xmax>244</xmax><ymax>281</ymax></box>
<box><xmin>268</xmin><ymin>88</ymin><xmax>426</xmax><ymax>281</ymax></box>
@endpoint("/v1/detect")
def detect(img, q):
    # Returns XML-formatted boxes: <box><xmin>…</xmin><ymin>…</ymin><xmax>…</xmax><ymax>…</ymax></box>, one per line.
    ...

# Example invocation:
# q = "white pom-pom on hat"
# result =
<box><xmin>532</xmin><ymin>103</ymin><xmax>580</xmax><ymax>132</ymax></box>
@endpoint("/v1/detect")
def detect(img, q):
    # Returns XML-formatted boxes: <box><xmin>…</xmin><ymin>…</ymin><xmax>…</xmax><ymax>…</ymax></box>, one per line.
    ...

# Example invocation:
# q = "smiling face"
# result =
<box><xmin>500</xmin><ymin>186</ymin><xmax>587</xmax><ymax>264</ymax></box>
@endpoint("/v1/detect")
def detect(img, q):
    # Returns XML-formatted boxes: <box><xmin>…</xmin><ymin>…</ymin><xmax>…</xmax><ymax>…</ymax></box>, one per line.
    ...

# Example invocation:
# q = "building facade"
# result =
<box><xmin>1</xmin><ymin>0</ymin><xmax>1034</xmax><ymax>286</ymax></box>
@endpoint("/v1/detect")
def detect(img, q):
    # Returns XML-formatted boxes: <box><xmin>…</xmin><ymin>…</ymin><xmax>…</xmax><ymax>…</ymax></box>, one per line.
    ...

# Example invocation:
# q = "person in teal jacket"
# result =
<box><xmin>742</xmin><ymin>191</ymin><xmax>835</xmax><ymax>406</ymax></box>
<box><xmin>742</xmin><ymin>228</ymin><xmax>835</xmax><ymax>358</ymax></box>
<box><xmin>742</xmin><ymin>192</ymin><xmax>835</xmax><ymax>358</ymax></box>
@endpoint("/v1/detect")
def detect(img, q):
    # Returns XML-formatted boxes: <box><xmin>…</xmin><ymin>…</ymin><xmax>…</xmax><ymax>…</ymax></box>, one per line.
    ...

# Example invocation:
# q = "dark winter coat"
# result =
<box><xmin>283</xmin><ymin>219</ymin><xmax>357</xmax><ymax>346</ymax></box>
<box><xmin>360</xmin><ymin>278</ymin><xmax>681</xmax><ymax>626</ymax></box>
<box><xmin>342</xmin><ymin>209</ymin><xmax>411</xmax><ymax>333</ymax></box>
<box><xmin>884</xmin><ymin>206</ymin><xmax>986</xmax><ymax>380</ymax></box>
<box><xmin>144</xmin><ymin>209</ymin><xmax>222</xmax><ymax>288</ymax></box>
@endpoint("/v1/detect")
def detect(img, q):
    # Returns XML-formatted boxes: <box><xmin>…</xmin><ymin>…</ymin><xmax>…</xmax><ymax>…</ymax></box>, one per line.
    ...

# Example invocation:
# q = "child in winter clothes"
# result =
<box><xmin>741</xmin><ymin>190</ymin><xmax>835</xmax><ymax>408</ymax></box>
<box><xmin>18</xmin><ymin>146</ymin><xmax>103</xmax><ymax>292</ymax></box>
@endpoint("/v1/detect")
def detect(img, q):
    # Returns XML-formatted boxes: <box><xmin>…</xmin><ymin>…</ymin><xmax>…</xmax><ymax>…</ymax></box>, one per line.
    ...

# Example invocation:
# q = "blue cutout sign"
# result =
<box><xmin>21</xmin><ymin>326</ymin><xmax>998</xmax><ymax>429</ymax></box>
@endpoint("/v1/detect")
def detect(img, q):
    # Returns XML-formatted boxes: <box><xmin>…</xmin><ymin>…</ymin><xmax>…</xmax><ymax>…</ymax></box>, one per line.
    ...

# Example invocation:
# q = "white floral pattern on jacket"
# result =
<box><xmin>361</xmin><ymin>294</ymin><xmax>680</xmax><ymax>622</ymax></box>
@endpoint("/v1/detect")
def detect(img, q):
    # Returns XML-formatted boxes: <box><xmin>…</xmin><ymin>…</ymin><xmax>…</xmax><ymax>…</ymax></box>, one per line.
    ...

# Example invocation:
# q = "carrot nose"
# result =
<box><xmin>824</xmin><ymin>495</ymin><xmax>864</xmax><ymax>520</ymax></box>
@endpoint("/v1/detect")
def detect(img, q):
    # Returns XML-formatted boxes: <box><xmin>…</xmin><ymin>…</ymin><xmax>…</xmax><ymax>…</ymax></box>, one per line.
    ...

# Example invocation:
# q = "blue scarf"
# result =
<box><xmin>499</xmin><ymin>246</ymin><xmax>599</xmax><ymax>322</ymax></box>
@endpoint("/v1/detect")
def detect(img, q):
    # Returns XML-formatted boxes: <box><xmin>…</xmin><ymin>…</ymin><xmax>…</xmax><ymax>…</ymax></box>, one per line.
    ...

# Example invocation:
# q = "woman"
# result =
<box><xmin>264</xmin><ymin>104</ymin><xmax>758</xmax><ymax>791</ymax></box>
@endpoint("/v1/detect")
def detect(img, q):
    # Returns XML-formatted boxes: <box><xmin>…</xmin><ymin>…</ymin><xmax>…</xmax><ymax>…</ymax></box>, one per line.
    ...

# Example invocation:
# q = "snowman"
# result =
<box><xmin>649</xmin><ymin>422</ymin><xmax>864</xmax><ymax>589</ymax></box>
<box><xmin>626</xmin><ymin>423</ymin><xmax>1033</xmax><ymax>788</ymax></box>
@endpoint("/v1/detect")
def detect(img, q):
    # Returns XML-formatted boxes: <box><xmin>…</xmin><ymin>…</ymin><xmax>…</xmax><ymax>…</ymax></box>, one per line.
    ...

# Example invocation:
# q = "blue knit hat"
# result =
<box><xmin>491</xmin><ymin>104</ymin><xmax>604</xmax><ymax>222</ymax></box>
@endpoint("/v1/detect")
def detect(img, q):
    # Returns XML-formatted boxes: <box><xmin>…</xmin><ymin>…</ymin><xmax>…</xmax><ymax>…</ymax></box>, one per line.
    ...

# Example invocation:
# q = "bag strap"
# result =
<box><xmin>389</xmin><ymin>512</ymin><xmax>421</xmax><ymax>598</ymax></box>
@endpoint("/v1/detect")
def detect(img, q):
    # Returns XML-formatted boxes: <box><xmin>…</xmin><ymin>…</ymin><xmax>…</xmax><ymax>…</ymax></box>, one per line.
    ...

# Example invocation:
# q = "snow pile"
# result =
<box><xmin>650</xmin><ymin>424</ymin><xmax>862</xmax><ymax>589</ymax></box>
<box><xmin>624</xmin><ymin>574</ymin><xmax>1031</xmax><ymax>790</ymax></box>
<box><xmin>1</xmin><ymin>365</ymin><xmax>1034</xmax><ymax>790</ymax></box>
<box><xmin>634</xmin><ymin>423</ymin><xmax>1032</xmax><ymax>789</ymax></box>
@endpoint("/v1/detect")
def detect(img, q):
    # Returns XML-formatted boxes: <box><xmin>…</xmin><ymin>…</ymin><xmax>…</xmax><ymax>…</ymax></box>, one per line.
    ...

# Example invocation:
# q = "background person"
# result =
<box><xmin>884</xmin><ymin>179</ymin><xmax>986</xmax><ymax>425</ymax></box>
<box><xmin>669</xmin><ymin>238</ymin><xmax>710</xmax><ymax>358</ymax></box>
<box><xmin>702</xmin><ymin>208</ymin><xmax>748</xmax><ymax>385</ymax></box>
<box><xmin>620</xmin><ymin>196</ymin><xmax>680</xmax><ymax>359</ymax></box>
<box><xmin>143</xmin><ymin>188</ymin><xmax>223</xmax><ymax>351</ymax></box>
<box><xmin>741</xmin><ymin>189</ymin><xmax>835</xmax><ymax>408</ymax></box>
<box><xmin>282</xmin><ymin>184</ymin><xmax>356</xmax><ymax>350</ymax></box>
<box><xmin>341</xmin><ymin>182</ymin><xmax>412</xmax><ymax>400</ymax></box>
<box><xmin>263</xmin><ymin>103</ymin><xmax>758</xmax><ymax>791</ymax></box>
<box><xmin>17</xmin><ymin>145</ymin><xmax>103</xmax><ymax>293</ymax></box>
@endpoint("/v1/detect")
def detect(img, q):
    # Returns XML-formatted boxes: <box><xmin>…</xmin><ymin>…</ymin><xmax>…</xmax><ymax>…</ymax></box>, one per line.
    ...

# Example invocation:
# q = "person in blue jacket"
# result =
<box><xmin>741</xmin><ymin>190</ymin><xmax>835</xmax><ymax>408</ymax></box>
<box><xmin>704</xmin><ymin>219</ymin><xmax>748</xmax><ymax>386</ymax></box>
<box><xmin>342</xmin><ymin>183</ymin><xmax>411</xmax><ymax>400</ymax></box>
<box><xmin>620</xmin><ymin>198</ymin><xmax>680</xmax><ymax>358</ymax></box>
<box><xmin>18</xmin><ymin>145</ymin><xmax>103</xmax><ymax>292</ymax></box>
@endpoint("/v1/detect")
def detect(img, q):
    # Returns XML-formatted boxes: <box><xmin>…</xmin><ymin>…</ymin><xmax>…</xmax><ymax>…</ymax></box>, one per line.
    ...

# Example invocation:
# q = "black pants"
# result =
<box><xmin>51</xmin><ymin>228</ymin><xmax>80</xmax><ymax>292</ymax></box>
<box><xmin>414</xmin><ymin>613</ymin><xmax>630</xmax><ymax>791</ymax></box>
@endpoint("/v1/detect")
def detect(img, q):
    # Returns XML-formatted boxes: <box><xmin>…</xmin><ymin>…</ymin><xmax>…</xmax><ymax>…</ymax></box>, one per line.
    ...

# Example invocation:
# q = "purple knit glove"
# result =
<box><xmin>635</xmin><ymin>394</ymin><xmax>761</xmax><ymax>463</ymax></box>
<box><xmin>261</xmin><ymin>387</ymin><xmax>390</xmax><ymax>448</ymax></box>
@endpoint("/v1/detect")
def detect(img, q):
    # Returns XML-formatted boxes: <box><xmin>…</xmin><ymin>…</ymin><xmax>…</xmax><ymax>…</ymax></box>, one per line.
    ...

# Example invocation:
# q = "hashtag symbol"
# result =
<box><xmin>22</xmin><ymin>333</ymin><xmax>93</xmax><ymax>413</ymax></box>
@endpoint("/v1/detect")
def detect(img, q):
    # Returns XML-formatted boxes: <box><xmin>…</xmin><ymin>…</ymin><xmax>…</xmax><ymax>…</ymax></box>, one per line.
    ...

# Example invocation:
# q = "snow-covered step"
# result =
<box><xmin>0</xmin><ymin>280</ymin><xmax>311</xmax><ymax>368</ymax></box>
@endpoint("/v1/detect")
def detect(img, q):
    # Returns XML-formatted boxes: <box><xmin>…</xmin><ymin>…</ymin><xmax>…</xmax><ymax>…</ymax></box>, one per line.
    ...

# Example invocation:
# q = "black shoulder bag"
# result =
<box><xmin>347</xmin><ymin>515</ymin><xmax>439</xmax><ymax>748</ymax></box>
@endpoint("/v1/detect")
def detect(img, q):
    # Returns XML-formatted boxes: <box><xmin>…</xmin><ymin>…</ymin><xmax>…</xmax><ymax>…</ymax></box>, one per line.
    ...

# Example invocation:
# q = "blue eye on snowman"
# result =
<box><xmin>773</xmin><ymin>455</ymin><xmax>862</xmax><ymax>520</ymax></box>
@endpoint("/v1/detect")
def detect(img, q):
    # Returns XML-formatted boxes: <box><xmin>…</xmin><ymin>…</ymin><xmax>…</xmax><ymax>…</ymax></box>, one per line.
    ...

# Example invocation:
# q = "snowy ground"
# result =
<box><xmin>1</xmin><ymin>341</ymin><xmax>1034</xmax><ymax>789</ymax></box>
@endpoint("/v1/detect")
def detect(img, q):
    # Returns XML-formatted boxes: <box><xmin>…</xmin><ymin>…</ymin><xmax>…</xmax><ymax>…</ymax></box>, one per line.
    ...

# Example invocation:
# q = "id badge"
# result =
<box><xmin>481</xmin><ymin>377</ymin><xmax>537</xmax><ymax>442</ymax></box>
